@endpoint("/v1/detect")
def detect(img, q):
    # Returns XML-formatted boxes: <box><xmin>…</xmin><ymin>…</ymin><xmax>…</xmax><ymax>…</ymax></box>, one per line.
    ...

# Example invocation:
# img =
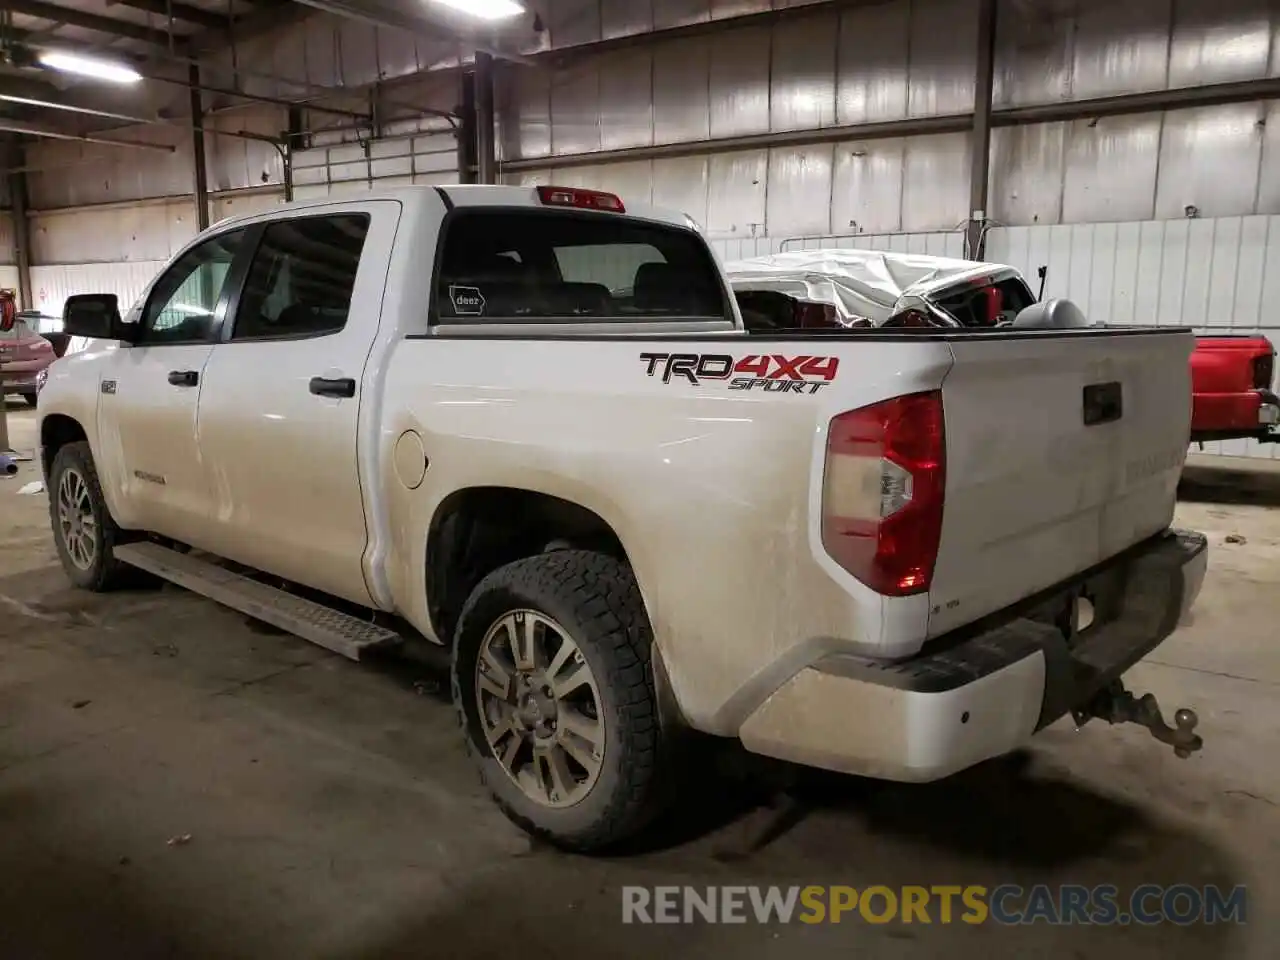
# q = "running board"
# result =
<box><xmin>114</xmin><ymin>542</ymin><xmax>401</xmax><ymax>662</ymax></box>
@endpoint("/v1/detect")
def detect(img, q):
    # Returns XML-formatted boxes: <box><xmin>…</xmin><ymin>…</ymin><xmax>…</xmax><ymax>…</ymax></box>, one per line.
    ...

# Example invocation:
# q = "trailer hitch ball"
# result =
<box><xmin>1072</xmin><ymin>682</ymin><xmax>1204</xmax><ymax>759</ymax></box>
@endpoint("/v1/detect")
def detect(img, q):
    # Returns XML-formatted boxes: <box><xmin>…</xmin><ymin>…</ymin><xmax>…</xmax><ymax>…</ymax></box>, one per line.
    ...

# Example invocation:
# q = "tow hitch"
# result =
<box><xmin>1072</xmin><ymin>681</ymin><xmax>1204</xmax><ymax>758</ymax></box>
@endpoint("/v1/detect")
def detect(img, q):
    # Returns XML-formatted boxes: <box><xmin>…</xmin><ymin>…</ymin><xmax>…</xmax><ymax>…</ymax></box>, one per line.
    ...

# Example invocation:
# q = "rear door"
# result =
<box><xmin>194</xmin><ymin>204</ymin><xmax>393</xmax><ymax>607</ymax></box>
<box><xmin>927</xmin><ymin>329</ymin><xmax>1194</xmax><ymax>636</ymax></box>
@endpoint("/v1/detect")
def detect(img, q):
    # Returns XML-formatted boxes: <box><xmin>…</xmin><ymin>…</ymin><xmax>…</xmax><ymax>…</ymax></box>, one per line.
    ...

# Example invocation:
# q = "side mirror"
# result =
<box><xmin>63</xmin><ymin>294</ymin><xmax>133</xmax><ymax>342</ymax></box>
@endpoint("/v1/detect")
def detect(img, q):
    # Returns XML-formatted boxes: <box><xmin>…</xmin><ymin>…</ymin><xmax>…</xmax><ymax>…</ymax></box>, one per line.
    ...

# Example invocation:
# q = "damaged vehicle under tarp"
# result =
<box><xmin>724</xmin><ymin>248</ymin><xmax>1038</xmax><ymax>330</ymax></box>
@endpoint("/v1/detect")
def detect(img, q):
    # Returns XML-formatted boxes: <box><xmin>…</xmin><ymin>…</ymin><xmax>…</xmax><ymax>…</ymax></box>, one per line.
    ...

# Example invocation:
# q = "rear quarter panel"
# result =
<box><xmin>380</xmin><ymin>335</ymin><xmax>953</xmax><ymax>732</ymax></box>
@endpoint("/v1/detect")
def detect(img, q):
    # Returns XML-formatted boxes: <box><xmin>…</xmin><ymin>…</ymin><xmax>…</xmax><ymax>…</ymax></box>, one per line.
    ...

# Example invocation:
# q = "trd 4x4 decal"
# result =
<box><xmin>639</xmin><ymin>352</ymin><xmax>840</xmax><ymax>394</ymax></box>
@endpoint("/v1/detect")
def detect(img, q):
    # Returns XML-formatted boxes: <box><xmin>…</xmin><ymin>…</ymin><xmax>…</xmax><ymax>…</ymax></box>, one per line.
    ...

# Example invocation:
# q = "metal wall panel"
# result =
<box><xmin>26</xmin><ymin>126</ymin><xmax>194</xmax><ymax>209</ymax></box>
<box><xmin>709</xmin><ymin>26</ymin><xmax>772</xmax><ymax>138</ymax></box>
<box><xmin>831</xmin><ymin>139</ymin><xmax>905</xmax><ymax>235</ymax></box>
<box><xmin>1070</xmin><ymin>0</ymin><xmax>1172</xmax><ymax>99</ymax></box>
<box><xmin>206</xmin><ymin>105</ymin><xmax>286</xmax><ymax>193</ymax></box>
<box><xmin>707</xmin><ymin>150</ymin><xmax>768</xmax><ymax>237</ymax></box>
<box><xmin>653</xmin><ymin>37</ymin><xmax>712</xmax><ymax>144</ymax></box>
<box><xmin>836</xmin><ymin>1</ymin><xmax>910</xmax><ymax>124</ymax></box>
<box><xmin>1168</xmin><ymin>0</ymin><xmax>1272</xmax><ymax>87</ymax></box>
<box><xmin>993</xmin><ymin>0</ymin><xmax>1073</xmax><ymax>108</ymax></box>
<box><xmin>602</xmin><ymin>0</ymin><xmax>654</xmax><ymax>39</ymax></box>
<box><xmin>29</xmin><ymin>201</ymin><xmax>197</xmax><ymax>265</ymax></box>
<box><xmin>986</xmin><ymin>215</ymin><xmax>1280</xmax><ymax>459</ymax></box>
<box><xmin>770</xmin><ymin>11</ymin><xmax>838</xmax><ymax>132</ymax></box>
<box><xmin>989</xmin><ymin>123</ymin><xmax>1066</xmax><ymax>226</ymax></box>
<box><xmin>908</xmin><ymin>0</ymin><xmax>978</xmax><ymax>117</ymax></box>
<box><xmin>0</xmin><ymin>213</ymin><xmax>14</xmax><ymax>265</ymax></box>
<box><xmin>29</xmin><ymin>261</ymin><xmax>167</xmax><ymax>318</ymax></box>
<box><xmin>1061</xmin><ymin>114</ymin><xmax>1162</xmax><ymax>223</ymax></box>
<box><xmin>551</xmin><ymin>62</ymin><xmax>603</xmax><ymax>156</ymax></box>
<box><xmin>901</xmin><ymin>132</ymin><xmax>971</xmax><ymax>231</ymax></box>
<box><xmin>0</xmin><ymin>266</ymin><xmax>18</xmax><ymax>295</ymax></box>
<box><xmin>1153</xmin><ymin>103</ymin><xmax>1266</xmax><ymax>220</ymax></box>
<box><xmin>212</xmin><ymin>192</ymin><xmax>286</xmax><ymax>225</ymax></box>
<box><xmin>598</xmin><ymin>49</ymin><xmax>656</xmax><ymax>151</ymax></box>
<box><xmin>766</xmin><ymin>145</ymin><xmax>834</xmax><ymax>236</ymax></box>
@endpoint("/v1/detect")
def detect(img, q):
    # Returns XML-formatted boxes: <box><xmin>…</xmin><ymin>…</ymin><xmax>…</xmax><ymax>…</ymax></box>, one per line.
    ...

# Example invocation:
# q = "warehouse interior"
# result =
<box><xmin>3</xmin><ymin>0</ymin><xmax>1280</xmax><ymax>956</ymax></box>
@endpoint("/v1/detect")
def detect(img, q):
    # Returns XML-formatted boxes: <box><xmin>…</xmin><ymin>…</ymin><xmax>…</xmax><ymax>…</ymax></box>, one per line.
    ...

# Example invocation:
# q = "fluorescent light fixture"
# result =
<box><xmin>38</xmin><ymin>51</ymin><xmax>142</xmax><ymax>84</ymax></box>
<box><xmin>430</xmin><ymin>0</ymin><xmax>526</xmax><ymax>20</ymax></box>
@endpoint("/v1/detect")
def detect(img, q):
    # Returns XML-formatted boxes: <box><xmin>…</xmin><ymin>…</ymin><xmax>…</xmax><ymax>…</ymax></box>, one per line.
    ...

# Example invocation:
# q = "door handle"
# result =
<box><xmin>309</xmin><ymin>376</ymin><xmax>356</xmax><ymax>399</ymax></box>
<box><xmin>168</xmin><ymin>370</ymin><xmax>199</xmax><ymax>387</ymax></box>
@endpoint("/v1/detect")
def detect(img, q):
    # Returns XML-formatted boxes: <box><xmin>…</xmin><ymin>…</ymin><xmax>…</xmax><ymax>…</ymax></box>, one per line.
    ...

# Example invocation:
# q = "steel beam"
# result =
<box><xmin>7</xmin><ymin>0</ymin><xmax>180</xmax><ymax>48</ymax></box>
<box><xmin>107</xmin><ymin>0</ymin><xmax>231</xmax><ymax>30</ymax></box>
<box><xmin>139</xmin><ymin>71</ymin><xmax>371</xmax><ymax>121</ymax></box>
<box><xmin>189</xmin><ymin>63</ymin><xmax>209</xmax><ymax>231</ymax></box>
<box><xmin>7</xmin><ymin>143</ymin><xmax>34</xmax><ymax>312</ymax></box>
<box><xmin>0</xmin><ymin>121</ymin><xmax>178</xmax><ymax>151</ymax></box>
<box><xmin>287</xmin><ymin>0</ymin><xmax>535</xmax><ymax>66</ymax></box>
<box><xmin>992</xmin><ymin>77</ymin><xmax>1280</xmax><ymax>126</ymax></box>
<box><xmin>967</xmin><ymin>0</ymin><xmax>997</xmax><ymax>259</ymax></box>
<box><xmin>475</xmin><ymin>52</ymin><xmax>496</xmax><ymax>184</ymax></box>
<box><xmin>497</xmin><ymin>114</ymin><xmax>972</xmax><ymax>171</ymax></box>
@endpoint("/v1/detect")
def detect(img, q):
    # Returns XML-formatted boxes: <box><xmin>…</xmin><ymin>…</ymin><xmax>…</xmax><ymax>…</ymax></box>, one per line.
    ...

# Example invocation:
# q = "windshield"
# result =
<box><xmin>435</xmin><ymin>210</ymin><xmax>729</xmax><ymax>323</ymax></box>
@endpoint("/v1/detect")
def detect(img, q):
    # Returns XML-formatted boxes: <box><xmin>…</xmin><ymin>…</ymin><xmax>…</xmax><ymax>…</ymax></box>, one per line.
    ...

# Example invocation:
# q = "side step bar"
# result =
<box><xmin>114</xmin><ymin>542</ymin><xmax>401</xmax><ymax>662</ymax></box>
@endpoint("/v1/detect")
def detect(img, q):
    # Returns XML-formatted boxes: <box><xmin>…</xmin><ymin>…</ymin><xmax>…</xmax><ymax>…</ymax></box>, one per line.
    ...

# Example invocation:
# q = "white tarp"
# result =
<box><xmin>723</xmin><ymin>249</ymin><xmax>1016</xmax><ymax>326</ymax></box>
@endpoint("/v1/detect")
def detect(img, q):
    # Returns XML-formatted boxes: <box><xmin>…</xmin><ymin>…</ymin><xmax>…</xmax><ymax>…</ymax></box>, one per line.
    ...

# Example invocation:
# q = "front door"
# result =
<box><xmin>96</xmin><ymin>228</ymin><xmax>248</xmax><ymax>544</ymax></box>
<box><xmin>195</xmin><ymin>209</ymin><xmax>383</xmax><ymax>606</ymax></box>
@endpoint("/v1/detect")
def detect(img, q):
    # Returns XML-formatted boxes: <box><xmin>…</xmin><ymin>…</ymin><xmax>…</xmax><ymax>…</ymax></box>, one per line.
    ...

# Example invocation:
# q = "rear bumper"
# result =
<box><xmin>737</xmin><ymin>530</ymin><xmax>1208</xmax><ymax>782</ymax></box>
<box><xmin>1191</xmin><ymin>389</ymin><xmax>1280</xmax><ymax>442</ymax></box>
<box><xmin>0</xmin><ymin>360</ymin><xmax>45</xmax><ymax>394</ymax></box>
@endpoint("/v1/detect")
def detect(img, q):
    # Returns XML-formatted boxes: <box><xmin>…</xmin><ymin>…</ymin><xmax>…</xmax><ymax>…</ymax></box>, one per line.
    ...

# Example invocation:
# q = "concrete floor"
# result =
<box><xmin>1</xmin><ymin>398</ymin><xmax>1278</xmax><ymax>959</ymax></box>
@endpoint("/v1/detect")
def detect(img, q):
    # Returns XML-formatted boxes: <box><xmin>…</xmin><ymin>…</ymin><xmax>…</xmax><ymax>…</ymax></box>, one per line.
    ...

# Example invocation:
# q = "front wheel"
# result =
<box><xmin>452</xmin><ymin>550</ymin><xmax>670</xmax><ymax>852</ymax></box>
<box><xmin>47</xmin><ymin>441</ymin><xmax>132</xmax><ymax>591</ymax></box>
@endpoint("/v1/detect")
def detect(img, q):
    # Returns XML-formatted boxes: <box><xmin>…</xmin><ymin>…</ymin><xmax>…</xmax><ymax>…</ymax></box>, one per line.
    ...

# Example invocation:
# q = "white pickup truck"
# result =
<box><xmin>38</xmin><ymin>184</ymin><xmax>1208</xmax><ymax>852</ymax></box>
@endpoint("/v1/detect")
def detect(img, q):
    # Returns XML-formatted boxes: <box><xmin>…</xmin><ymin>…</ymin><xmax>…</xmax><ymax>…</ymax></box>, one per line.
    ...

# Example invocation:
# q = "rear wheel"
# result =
<box><xmin>48</xmin><ymin>441</ymin><xmax>132</xmax><ymax>591</ymax></box>
<box><xmin>452</xmin><ymin>550</ymin><xmax>669</xmax><ymax>852</ymax></box>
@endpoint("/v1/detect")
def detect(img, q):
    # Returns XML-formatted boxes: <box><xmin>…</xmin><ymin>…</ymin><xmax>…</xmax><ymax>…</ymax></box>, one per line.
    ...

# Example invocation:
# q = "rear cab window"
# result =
<box><xmin>433</xmin><ymin>210</ymin><xmax>730</xmax><ymax>324</ymax></box>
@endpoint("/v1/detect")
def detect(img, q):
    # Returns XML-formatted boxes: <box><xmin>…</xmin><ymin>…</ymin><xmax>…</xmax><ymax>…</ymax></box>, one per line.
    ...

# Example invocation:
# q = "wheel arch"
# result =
<box><xmin>40</xmin><ymin>413</ymin><xmax>89</xmax><ymax>480</ymax></box>
<box><xmin>425</xmin><ymin>485</ymin><xmax>634</xmax><ymax>645</ymax></box>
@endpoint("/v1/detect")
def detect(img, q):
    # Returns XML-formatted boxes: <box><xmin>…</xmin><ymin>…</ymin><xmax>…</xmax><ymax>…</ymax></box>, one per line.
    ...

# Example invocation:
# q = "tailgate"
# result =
<box><xmin>928</xmin><ymin>329</ymin><xmax>1193</xmax><ymax>637</ymax></box>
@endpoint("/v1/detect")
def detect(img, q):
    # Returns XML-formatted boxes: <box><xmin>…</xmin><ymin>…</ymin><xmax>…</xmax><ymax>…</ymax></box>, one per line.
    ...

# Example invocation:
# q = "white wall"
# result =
<box><xmin>987</xmin><ymin>215</ymin><xmax>1280</xmax><ymax>460</ymax></box>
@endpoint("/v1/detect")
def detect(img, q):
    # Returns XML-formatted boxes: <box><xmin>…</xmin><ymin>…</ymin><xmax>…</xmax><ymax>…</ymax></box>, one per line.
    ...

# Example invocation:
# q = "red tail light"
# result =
<box><xmin>1254</xmin><ymin>353</ymin><xmax>1274</xmax><ymax>389</ymax></box>
<box><xmin>536</xmin><ymin>185</ymin><xmax>625</xmax><ymax>213</ymax></box>
<box><xmin>821</xmin><ymin>392</ymin><xmax>946</xmax><ymax>596</ymax></box>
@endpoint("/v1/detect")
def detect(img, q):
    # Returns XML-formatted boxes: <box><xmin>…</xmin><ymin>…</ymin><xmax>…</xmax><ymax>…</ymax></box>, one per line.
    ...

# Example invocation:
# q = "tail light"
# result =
<box><xmin>821</xmin><ymin>392</ymin><xmax>946</xmax><ymax>596</ymax></box>
<box><xmin>1254</xmin><ymin>353</ymin><xmax>1274</xmax><ymax>389</ymax></box>
<box><xmin>536</xmin><ymin>185</ymin><xmax>625</xmax><ymax>213</ymax></box>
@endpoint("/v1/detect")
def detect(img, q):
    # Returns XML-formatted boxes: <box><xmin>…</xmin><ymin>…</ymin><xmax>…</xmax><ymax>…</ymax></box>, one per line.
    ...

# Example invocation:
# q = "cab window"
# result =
<box><xmin>435</xmin><ymin>210</ymin><xmax>728</xmax><ymax>323</ymax></box>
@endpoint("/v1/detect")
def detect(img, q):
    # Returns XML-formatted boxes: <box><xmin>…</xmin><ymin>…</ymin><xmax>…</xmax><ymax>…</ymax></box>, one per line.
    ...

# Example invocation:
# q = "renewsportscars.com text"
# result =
<box><xmin>621</xmin><ymin>884</ymin><xmax>1247</xmax><ymax>926</ymax></box>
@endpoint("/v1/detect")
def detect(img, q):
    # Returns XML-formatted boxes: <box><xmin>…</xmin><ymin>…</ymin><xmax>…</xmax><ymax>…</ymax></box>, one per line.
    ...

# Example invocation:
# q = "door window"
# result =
<box><xmin>140</xmin><ymin>229</ymin><xmax>246</xmax><ymax>345</ymax></box>
<box><xmin>231</xmin><ymin>214</ymin><xmax>370</xmax><ymax>341</ymax></box>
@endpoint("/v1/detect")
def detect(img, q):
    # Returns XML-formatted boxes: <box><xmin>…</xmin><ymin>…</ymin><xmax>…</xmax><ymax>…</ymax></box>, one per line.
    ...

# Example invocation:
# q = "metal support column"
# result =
<box><xmin>966</xmin><ymin>0</ymin><xmax>997</xmax><ymax>260</ymax></box>
<box><xmin>189</xmin><ymin>63</ymin><xmax>210</xmax><ymax>232</ymax></box>
<box><xmin>284</xmin><ymin>106</ymin><xmax>304</xmax><ymax>202</ymax></box>
<box><xmin>1</xmin><ymin>143</ymin><xmax>29</xmax><ymax>455</ymax></box>
<box><xmin>457</xmin><ymin>67</ymin><xmax>478</xmax><ymax>184</ymax></box>
<box><xmin>474</xmin><ymin>52</ymin><xmax>497</xmax><ymax>185</ymax></box>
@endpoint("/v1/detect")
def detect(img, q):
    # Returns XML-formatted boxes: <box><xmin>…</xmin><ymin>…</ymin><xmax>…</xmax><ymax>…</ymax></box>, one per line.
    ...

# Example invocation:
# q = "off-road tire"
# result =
<box><xmin>48</xmin><ymin>441</ymin><xmax>133</xmax><ymax>591</ymax></box>
<box><xmin>452</xmin><ymin>550</ymin><xmax>669</xmax><ymax>852</ymax></box>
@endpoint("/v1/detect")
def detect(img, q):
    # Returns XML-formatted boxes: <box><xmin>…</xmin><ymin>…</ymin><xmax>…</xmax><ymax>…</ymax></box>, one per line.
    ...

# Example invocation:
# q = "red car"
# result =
<box><xmin>1190</xmin><ymin>335</ymin><xmax>1279</xmax><ymax>444</ymax></box>
<box><xmin>0</xmin><ymin>314</ymin><xmax>56</xmax><ymax>407</ymax></box>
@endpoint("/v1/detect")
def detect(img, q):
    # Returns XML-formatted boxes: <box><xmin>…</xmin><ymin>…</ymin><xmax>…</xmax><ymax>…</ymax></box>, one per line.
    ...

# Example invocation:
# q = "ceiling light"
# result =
<box><xmin>38</xmin><ymin>51</ymin><xmax>142</xmax><ymax>84</ymax></box>
<box><xmin>430</xmin><ymin>0</ymin><xmax>526</xmax><ymax>20</ymax></box>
